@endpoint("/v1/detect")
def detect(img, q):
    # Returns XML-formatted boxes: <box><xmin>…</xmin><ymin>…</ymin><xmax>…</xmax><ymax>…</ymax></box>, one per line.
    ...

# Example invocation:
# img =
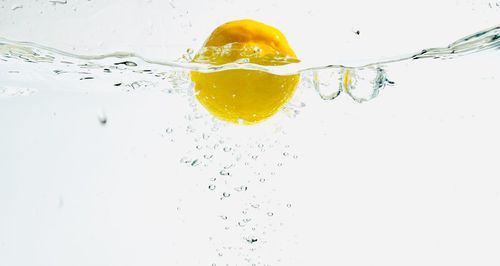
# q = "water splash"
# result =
<box><xmin>1</xmin><ymin>25</ymin><xmax>498</xmax><ymax>101</ymax></box>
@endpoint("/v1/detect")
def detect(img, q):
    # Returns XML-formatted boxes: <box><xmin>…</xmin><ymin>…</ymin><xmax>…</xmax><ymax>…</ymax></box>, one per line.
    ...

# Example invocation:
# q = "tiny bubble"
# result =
<box><xmin>267</xmin><ymin>212</ymin><xmax>274</xmax><ymax>217</ymax></box>
<box><xmin>191</xmin><ymin>159</ymin><xmax>200</xmax><ymax>166</ymax></box>
<box><xmin>223</xmin><ymin>192</ymin><xmax>230</xmax><ymax>197</ymax></box>
<box><xmin>208</xmin><ymin>184</ymin><xmax>216</xmax><ymax>190</ymax></box>
<box><xmin>286</xmin><ymin>203</ymin><xmax>292</xmax><ymax>208</ymax></box>
<box><xmin>234</xmin><ymin>185</ymin><xmax>248</xmax><ymax>192</ymax></box>
<box><xmin>223</xmin><ymin>146</ymin><xmax>232</xmax><ymax>152</ymax></box>
<box><xmin>219</xmin><ymin>169</ymin><xmax>230</xmax><ymax>176</ymax></box>
<box><xmin>98</xmin><ymin>115</ymin><xmax>107</xmax><ymax>126</ymax></box>
<box><xmin>245</xmin><ymin>237</ymin><xmax>258</xmax><ymax>244</ymax></box>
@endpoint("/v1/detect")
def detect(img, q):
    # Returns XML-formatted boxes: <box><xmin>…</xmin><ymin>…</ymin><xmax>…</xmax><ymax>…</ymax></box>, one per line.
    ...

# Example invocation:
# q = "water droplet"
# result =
<box><xmin>277</xmin><ymin>162</ymin><xmax>283</xmax><ymax>167</ymax></box>
<box><xmin>219</xmin><ymin>169</ymin><xmax>230</xmax><ymax>176</ymax></box>
<box><xmin>204</xmin><ymin>154</ymin><xmax>213</xmax><ymax>159</ymax></box>
<box><xmin>259</xmin><ymin>178</ymin><xmax>266</xmax><ymax>183</ymax></box>
<box><xmin>219</xmin><ymin>215</ymin><xmax>227</xmax><ymax>220</ymax></box>
<box><xmin>267</xmin><ymin>212</ymin><xmax>274</xmax><ymax>217</ymax></box>
<box><xmin>166</xmin><ymin>128</ymin><xmax>173</xmax><ymax>134</ymax></box>
<box><xmin>283</xmin><ymin>152</ymin><xmax>289</xmax><ymax>157</ymax></box>
<box><xmin>222</xmin><ymin>192</ymin><xmax>230</xmax><ymax>198</ymax></box>
<box><xmin>286</xmin><ymin>203</ymin><xmax>292</xmax><ymax>208</ymax></box>
<box><xmin>202</xmin><ymin>133</ymin><xmax>210</xmax><ymax>140</ymax></box>
<box><xmin>257</xmin><ymin>143</ymin><xmax>264</xmax><ymax>149</ymax></box>
<box><xmin>223</xmin><ymin>146</ymin><xmax>232</xmax><ymax>152</ymax></box>
<box><xmin>209</xmin><ymin>177</ymin><xmax>217</xmax><ymax>181</ymax></box>
<box><xmin>208</xmin><ymin>184</ymin><xmax>216</xmax><ymax>190</ymax></box>
<box><xmin>293</xmin><ymin>154</ymin><xmax>299</xmax><ymax>159</ymax></box>
<box><xmin>251</xmin><ymin>203</ymin><xmax>260</xmax><ymax>209</ymax></box>
<box><xmin>251</xmin><ymin>155</ymin><xmax>258</xmax><ymax>160</ymax></box>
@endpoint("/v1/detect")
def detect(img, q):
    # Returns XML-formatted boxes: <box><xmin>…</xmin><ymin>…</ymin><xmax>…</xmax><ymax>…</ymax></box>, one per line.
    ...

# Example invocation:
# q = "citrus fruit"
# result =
<box><xmin>190</xmin><ymin>19</ymin><xmax>300</xmax><ymax>125</ymax></box>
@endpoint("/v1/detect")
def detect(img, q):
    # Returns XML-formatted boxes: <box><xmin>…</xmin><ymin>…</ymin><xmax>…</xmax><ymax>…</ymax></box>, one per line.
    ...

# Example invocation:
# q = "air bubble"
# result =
<box><xmin>245</xmin><ymin>237</ymin><xmax>258</xmax><ymax>244</ymax></box>
<box><xmin>219</xmin><ymin>169</ymin><xmax>230</xmax><ymax>176</ymax></box>
<box><xmin>191</xmin><ymin>159</ymin><xmax>200</xmax><ymax>166</ymax></box>
<box><xmin>238</xmin><ymin>218</ymin><xmax>252</xmax><ymax>227</ymax></box>
<box><xmin>343</xmin><ymin>67</ymin><xmax>389</xmax><ymax>103</ymax></box>
<box><xmin>222</xmin><ymin>192</ymin><xmax>230</xmax><ymax>197</ymax></box>
<box><xmin>114</xmin><ymin>61</ymin><xmax>137</xmax><ymax>67</ymax></box>
<box><xmin>234</xmin><ymin>185</ymin><xmax>248</xmax><ymax>192</ymax></box>
<box><xmin>208</xmin><ymin>184</ymin><xmax>216</xmax><ymax>190</ymax></box>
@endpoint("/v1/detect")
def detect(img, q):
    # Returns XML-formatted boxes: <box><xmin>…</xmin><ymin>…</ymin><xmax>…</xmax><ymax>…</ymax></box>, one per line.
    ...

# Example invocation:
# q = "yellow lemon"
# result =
<box><xmin>190</xmin><ymin>19</ymin><xmax>300</xmax><ymax>125</ymax></box>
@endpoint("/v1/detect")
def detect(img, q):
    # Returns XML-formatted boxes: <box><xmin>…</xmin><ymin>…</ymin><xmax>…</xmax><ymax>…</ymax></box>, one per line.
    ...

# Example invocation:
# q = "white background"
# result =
<box><xmin>1</xmin><ymin>0</ymin><xmax>500</xmax><ymax>265</ymax></box>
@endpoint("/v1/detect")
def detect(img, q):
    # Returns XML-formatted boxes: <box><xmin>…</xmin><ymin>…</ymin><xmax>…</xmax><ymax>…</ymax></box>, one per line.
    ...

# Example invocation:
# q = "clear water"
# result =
<box><xmin>1</xmin><ymin>24</ymin><xmax>499</xmax><ymax>265</ymax></box>
<box><xmin>1</xmin><ymin>25</ymin><xmax>498</xmax><ymax>102</ymax></box>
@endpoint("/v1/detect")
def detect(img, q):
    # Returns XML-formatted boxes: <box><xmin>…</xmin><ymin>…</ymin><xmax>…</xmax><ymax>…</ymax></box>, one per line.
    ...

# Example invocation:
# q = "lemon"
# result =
<box><xmin>190</xmin><ymin>19</ymin><xmax>300</xmax><ymax>125</ymax></box>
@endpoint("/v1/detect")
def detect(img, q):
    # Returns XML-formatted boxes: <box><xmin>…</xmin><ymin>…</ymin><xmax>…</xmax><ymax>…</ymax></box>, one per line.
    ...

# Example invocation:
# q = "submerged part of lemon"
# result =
<box><xmin>190</xmin><ymin>19</ymin><xmax>300</xmax><ymax>125</ymax></box>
